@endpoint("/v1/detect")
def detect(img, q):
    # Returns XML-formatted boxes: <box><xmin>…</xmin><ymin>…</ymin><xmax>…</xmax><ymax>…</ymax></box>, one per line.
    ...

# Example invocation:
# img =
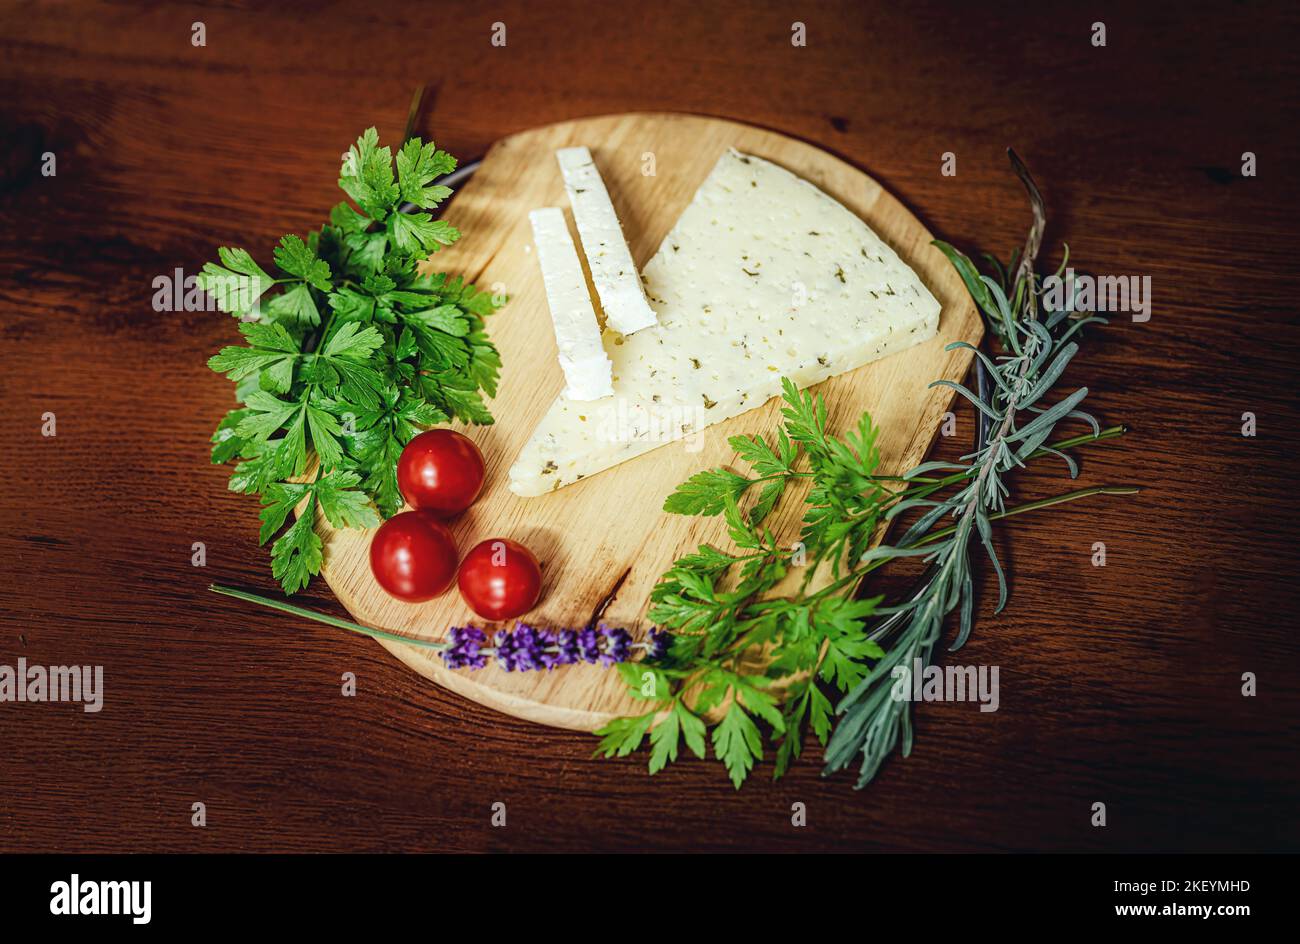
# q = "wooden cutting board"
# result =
<box><xmin>315</xmin><ymin>112</ymin><xmax>982</xmax><ymax>731</ymax></box>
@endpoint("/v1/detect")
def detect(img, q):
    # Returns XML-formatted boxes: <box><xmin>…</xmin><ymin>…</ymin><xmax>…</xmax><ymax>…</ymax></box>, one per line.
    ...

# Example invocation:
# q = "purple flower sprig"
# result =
<box><xmin>209</xmin><ymin>584</ymin><xmax>670</xmax><ymax>674</ymax></box>
<box><xmin>443</xmin><ymin>624</ymin><xmax>670</xmax><ymax>672</ymax></box>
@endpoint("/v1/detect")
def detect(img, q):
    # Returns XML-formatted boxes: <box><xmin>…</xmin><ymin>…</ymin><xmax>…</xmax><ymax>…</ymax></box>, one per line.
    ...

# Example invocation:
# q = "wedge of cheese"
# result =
<box><xmin>528</xmin><ymin>207</ymin><xmax>614</xmax><ymax>401</ymax></box>
<box><xmin>556</xmin><ymin>147</ymin><xmax>658</xmax><ymax>336</ymax></box>
<box><xmin>508</xmin><ymin>148</ymin><xmax>940</xmax><ymax>497</ymax></box>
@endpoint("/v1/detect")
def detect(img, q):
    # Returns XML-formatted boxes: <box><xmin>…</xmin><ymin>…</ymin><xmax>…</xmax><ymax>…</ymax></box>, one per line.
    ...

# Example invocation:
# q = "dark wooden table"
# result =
<box><xmin>1</xmin><ymin>0</ymin><xmax>1297</xmax><ymax>853</ymax></box>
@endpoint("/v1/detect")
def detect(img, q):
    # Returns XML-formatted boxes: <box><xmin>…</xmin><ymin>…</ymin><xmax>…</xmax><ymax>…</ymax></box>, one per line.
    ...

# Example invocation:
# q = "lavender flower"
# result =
<box><xmin>575</xmin><ymin>627</ymin><xmax>602</xmax><ymax>664</ymax></box>
<box><xmin>600</xmin><ymin>626</ymin><xmax>631</xmax><ymax>666</ymax></box>
<box><xmin>545</xmin><ymin>629</ymin><xmax>579</xmax><ymax>668</ymax></box>
<box><xmin>494</xmin><ymin>623</ymin><xmax>546</xmax><ymax>672</ymax></box>
<box><xmin>646</xmin><ymin>628</ymin><xmax>670</xmax><ymax>661</ymax></box>
<box><xmin>442</xmin><ymin>626</ymin><xmax>489</xmax><ymax>669</ymax></box>
<box><xmin>438</xmin><ymin>622</ymin><xmax>671</xmax><ymax>673</ymax></box>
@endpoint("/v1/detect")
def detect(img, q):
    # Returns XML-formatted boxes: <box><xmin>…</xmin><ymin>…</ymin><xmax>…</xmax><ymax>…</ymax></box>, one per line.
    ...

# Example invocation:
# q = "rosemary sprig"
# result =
<box><xmin>823</xmin><ymin>149</ymin><xmax>1121</xmax><ymax>787</ymax></box>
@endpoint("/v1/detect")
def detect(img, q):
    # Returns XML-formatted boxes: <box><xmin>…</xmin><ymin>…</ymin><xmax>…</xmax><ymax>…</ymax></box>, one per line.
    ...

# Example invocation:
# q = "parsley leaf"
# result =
<box><xmin>208</xmin><ymin>323</ymin><xmax>300</xmax><ymax>392</ymax></box>
<box><xmin>713</xmin><ymin>702</ymin><xmax>763</xmax><ymax>790</ymax></box>
<box><xmin>258</xmin><ymin>481</ymin><xmax>312</xmax><ymax>545</ymax></box>
<box><xmin>210</xmin><ymin>408</ymin><xmax>254</xmax><ymax>463</ymax></box>
<box><xmin>338</xmin><ymin>127</ymin><xmax>399</xmax><ymax>221</ymax></box>
<box><xmin>389</xmin><ymin>212</ymin><xmax>458</xmax><ymax>255</ymax></box>
<box><xmin>594</xmin><ymin>712</ymin><xmax>656</xmax><ymax>759</ymax></box>
<box><xmin>663</xmin><ymin>468</ymin><xmax>751</xmax><ymax>516</ymax></box>
<box><xmin>315</xmin><ymin>469</ymin><xmax>380</xmax><ymax>531</ymax></box>
<box><xmin>396</xmin><ymin>138</ymin><xmax>457</xmax><ymax>207</ymax></box>
<box><xmin>270</xmin><ymin>496</ymin><xmax>323</xmax><ymax>595</ymax></box>
<box><xmin>237</xmin><ymin>390</ymin><xmax>303</xmax><ymax>443</ymax></box>
<box><xmin>197</xmin><ymin>247</ymin><xmax>274</xmax><ymax>318</ymax></box>
<box><xmin>273</xmin><ymin>234</ymin><xmax>333</xmax><ymax>291</ymax></box>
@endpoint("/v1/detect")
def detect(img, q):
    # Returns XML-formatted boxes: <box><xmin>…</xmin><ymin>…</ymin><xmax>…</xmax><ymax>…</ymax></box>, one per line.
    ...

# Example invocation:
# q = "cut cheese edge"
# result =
<box><xmin>528</xmin><ymin>207</ymin><xmax>614</xmax><ymax>401</ymax></box>
<box><xmin>556</xmin><ymin>147</ymin><xmax>658</xmax><ymax>336</ymax></box>
<box><xmin>509</xmin><ymin>148</ymin><xmax>940</xmax><ymax>497</ymax></box>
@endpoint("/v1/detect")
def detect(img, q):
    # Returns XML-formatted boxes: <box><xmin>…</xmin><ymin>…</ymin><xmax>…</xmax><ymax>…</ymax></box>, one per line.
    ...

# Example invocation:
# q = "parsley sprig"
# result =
<box><xmin>597</xmin><ymin>379</ymin><xmax>896</xmax><ymax>788</ymax></box>
<box><xmin>600</xmin><ymin>151</ymin><xmax>1137</xmax><ymax>788</ymax></box>
<box><xmin>206</xmin><ymin>129</ymin><xmax>504</xmax><ymax>594</ymax></box>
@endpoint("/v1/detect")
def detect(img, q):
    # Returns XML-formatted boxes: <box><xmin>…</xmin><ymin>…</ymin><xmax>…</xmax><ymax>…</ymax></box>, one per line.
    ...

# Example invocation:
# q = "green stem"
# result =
<box><xmin>313</xmin><ymin>309</ymin><xmax>340</xmax><ymax>358</ymax></box>
<box><xmin>838</xmin><ymin>424</ymin><xmax>1129</xmax><ymax>523</ymax></box>
<box><xmin>1036</xmin><ymin>423</ymin><xmax>1128</xmax><ymax>454</ymax></box>
<box><xmin>209</xmin><ymin>584</ymin><xmax>449</xmax><ymax>650</ymax></box>
<box><xmin>804</xmin><ymin>482</ymin><xmax>1139</xmax><ymax>604</ymax></box>
<box><xmin>918</xmin><ymin>485</ymin><xmax>1140</xmax><ymax>545</ymax></box>
<box><xmin>402</xmin><ymin>85</ymin><xmax>426</xmax><ymax>144</ymax></box>
<box><xmin>879</xmin><ymin>425</ymin><xmax>1126</xmax><ymax>490</ymax></box>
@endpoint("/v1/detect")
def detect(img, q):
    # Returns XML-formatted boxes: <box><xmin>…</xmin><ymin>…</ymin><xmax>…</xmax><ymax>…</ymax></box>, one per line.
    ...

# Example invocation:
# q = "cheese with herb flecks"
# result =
<box><xmin>528</xmin><ymin>207</ymin><xmax>614</xmax><ymax>401</ymax></box>
<box><xmin>556</xmin><ymin>146</ymin><xmax>658</xmax><ymax>336</ymax></box>
<box><xmin>508</xmin><ymin>148</ymin><xmax>940</xmax><ymax>497</ymax></box>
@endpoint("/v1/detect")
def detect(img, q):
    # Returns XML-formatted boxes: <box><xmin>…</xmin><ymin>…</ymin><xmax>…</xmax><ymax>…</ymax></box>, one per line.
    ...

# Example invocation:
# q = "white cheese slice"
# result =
<box><xmin>528</xmin><ymin>207</ymin><xmax>614</xmax><ymax>401</ymax></box>
<box><xmin>556</xmin><ymin>146</ymin><xmax>658</xmax><ymax>336</ymax></box>
<box><xmin>509</xmin><ymin>148</ymin><xmax>940</xmax><ymax>497</ymax></box>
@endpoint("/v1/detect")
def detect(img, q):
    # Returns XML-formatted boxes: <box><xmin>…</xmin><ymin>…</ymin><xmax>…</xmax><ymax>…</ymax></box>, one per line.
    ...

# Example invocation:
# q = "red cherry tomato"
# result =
<box><xmin>397</xmin><ymin>429</ymin><xmax>486</xmax><ymax>516</ymax></box>
<box><xmin>457</xmin><ymin>538</ymin><xmax>543</xmax><ymax>621</ymax></box>
<box><xmin>369</xmin><ymin>510</ymin><xmax>459</xmax><ymax>602</ymax></box>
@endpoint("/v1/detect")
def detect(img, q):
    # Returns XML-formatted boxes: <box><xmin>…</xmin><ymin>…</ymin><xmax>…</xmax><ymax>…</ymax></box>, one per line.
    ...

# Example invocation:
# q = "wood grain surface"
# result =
<box><xmin>315</xmin><ymin>112</ymin><xmax>980</xmax><ymax>732</ymax></box>
<box><xmin>0</xmin><ymin>0</ymin><xmax>1298</xmax><ymax>853</ymax></box>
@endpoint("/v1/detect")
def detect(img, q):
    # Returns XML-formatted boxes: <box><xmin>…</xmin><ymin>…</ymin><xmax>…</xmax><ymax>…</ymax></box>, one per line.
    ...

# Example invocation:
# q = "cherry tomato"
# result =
<box><xmin>457</xmin><ymin>538</ymin><xmax>543</xmax><ymax>621</ymax></box>
<box><xmin>369</xmin><ymin>510</ymin><xmax>459</xmax><ymax>602</ymax></box>
<box><xmin>397</xmin><ymin>429</ymin><xmax>485</xmax><ymax>516</ymax></box>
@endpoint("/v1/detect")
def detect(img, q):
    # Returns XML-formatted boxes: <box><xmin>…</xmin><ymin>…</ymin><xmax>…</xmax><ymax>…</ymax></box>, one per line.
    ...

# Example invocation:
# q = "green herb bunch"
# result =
<box><xmin>206</xmin><ymin>129</ymin><xmax>504</xmax><ymax>594</ymax></box>
<box><xmin>600</xmin><ymin>151</ymin><xmax>1135</xmax><ymax>788</ymax></box>
<box><xmin>596</xmin><ymin>379</ymin><xmax>897</xmax><ymax>788</ymax></box>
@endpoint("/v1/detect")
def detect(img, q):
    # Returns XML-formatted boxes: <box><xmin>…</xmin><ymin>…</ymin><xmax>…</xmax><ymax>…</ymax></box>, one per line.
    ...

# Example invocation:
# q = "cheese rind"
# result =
<box><xmin>509</xmin><ymin>148</ymin><xmax>940</xmax><ymax>497</ymax></box>
<box><xmin>556</xmin><ymin>147</ymin><xmax>658</xmax><ymax>336</ymax></box>
<box><xmin>528</xmin><ymin>207</ymin><xmax>614</xmax><ymax>401</ymax></box>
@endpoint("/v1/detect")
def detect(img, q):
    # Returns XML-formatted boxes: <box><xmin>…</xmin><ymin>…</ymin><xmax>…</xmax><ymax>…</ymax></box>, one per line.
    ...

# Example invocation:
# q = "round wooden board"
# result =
<box><xmin>317</xmin><ymin>112</ymin><xmax>982</xmax><ymax>732</ymax></box>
